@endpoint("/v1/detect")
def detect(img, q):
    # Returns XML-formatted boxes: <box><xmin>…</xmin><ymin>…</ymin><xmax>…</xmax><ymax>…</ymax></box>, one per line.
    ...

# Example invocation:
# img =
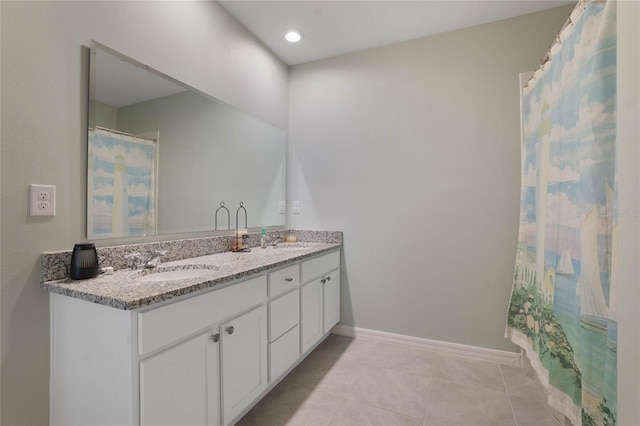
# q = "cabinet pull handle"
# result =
<box><xmin>210</xmin><ymin>333</ymin><xmax>220</xmax><ymax>343</ymax></box>
<box><xmin>225</xmin><ymin>326</ymin><xmax>235</xmax><ymax>335</ymax></box>
<box><xmin>285</xmin><ymin>277</ymin><xmax>293</xmax><ymax>282</ymax></box>
<box><xmin>321</xmin><ymin>278</ymin><xmax>326</xmax><ymax>284</ymax></box>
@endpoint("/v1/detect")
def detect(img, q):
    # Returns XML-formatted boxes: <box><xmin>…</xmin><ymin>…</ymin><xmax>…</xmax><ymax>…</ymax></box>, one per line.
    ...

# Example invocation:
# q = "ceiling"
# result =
<box><xmin>218</xmin><ymin>0</ymin><xmax>575</xmax><ymax>66</ymax></box>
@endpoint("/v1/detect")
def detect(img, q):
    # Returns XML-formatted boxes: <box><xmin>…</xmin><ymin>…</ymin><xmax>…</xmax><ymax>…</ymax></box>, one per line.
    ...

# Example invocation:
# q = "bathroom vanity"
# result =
<box><xmin>43</xmin><ymin>237</ymin><xmax>341</xmax><ymax>426</ymax></box>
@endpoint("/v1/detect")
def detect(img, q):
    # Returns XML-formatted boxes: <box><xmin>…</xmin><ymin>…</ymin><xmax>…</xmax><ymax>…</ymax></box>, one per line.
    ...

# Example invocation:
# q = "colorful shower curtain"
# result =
<box><xmin>505</xmin><ymin>1</ymin><xmax>617</xmax><ymax>425</ymax></box>
<box><xmin>88</xmin><ymin>127</ymin><xmax>157</xmax><ymax>239</ymax></box>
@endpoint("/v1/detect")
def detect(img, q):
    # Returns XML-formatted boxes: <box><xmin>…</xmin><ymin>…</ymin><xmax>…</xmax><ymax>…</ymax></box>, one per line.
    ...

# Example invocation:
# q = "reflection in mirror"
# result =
<box><xmin>88</xmin><ymin>42</ymin><xmax>286</xmax><ymax>239</ymax></box>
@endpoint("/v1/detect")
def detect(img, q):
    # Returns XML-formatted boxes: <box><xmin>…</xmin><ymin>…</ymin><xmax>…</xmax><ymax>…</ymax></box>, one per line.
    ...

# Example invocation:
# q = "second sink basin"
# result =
<box><xmin>130</xmin><ymin>264</ymin><xmax>219</xmax><ymax>283</ymax></box>
<box><xmin>273</xmin><ymin>242</ymin><xmax>317</xmax><ymax>251</ymax></box>
<box><xmin>136</xmin><ymin>269</ymin><xmax>215</xmax><ymax>283</ymax></box>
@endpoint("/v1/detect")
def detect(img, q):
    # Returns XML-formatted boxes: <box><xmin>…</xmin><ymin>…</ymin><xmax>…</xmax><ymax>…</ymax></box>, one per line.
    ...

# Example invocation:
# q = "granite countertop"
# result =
<box><xmin>42</xmin><ymin>242</ymin><xmax>341</xmax><ymax>310</ymax></box>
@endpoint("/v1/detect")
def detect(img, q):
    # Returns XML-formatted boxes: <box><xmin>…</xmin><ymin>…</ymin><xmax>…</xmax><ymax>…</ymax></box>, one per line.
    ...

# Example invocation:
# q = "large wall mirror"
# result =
<box><xmin>87</xmin><ymin>42</ymin><xmax>286</xmax><ymax>239</ymax></box>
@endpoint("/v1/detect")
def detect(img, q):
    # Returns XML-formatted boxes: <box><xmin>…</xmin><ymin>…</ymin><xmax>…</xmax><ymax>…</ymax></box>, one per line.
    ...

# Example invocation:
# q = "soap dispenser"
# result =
<box><xmin>260</xmin><ymin>227</ymin><xmax>267</xmax><ymax>248</ymax></box>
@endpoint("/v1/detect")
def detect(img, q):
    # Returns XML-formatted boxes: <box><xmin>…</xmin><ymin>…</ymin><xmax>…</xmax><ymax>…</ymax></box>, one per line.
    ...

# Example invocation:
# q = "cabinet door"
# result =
<box><xmin>140</xmin><ymin>330</ymin><xmax>220</xmax><ymax>426</ymax></box>
<box><xmin>301</xmin><ymin>278</ymin><xmax>323</xmax><ymax>354</ymax></box>
<box><xmin>221</xmin><ymin>305</ymin><xmax>268</xmax><ymax>425</ymax></box>
<box><xmin>323</xmin><ymin>269</ymin><xmax>341</xmax><ymax>332</ymax></box>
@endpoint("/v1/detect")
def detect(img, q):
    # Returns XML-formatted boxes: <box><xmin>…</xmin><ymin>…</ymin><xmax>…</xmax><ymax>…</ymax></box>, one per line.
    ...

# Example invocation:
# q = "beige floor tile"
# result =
<box><xmin>238</xmin><ymin>335</ymin><xmax>558</xmax><ymax>426</ymax></box>
<box><xmin>365</xmin><ymin>342</ymin><xmax>434</xmax><ymax>377</ymax></box>
<box><xmin>237</xmin><ymin>382</ymin><xmax>342</xmax><ymax>426</ymax></box>
<box><xmin>509</xmin><ymin>395</ymin><xmax>561</xmax><ymax>426</ymax></box>
<box><xmin>313</xmin><ymin>334</ymin><xmax>379</xmax><ymax>363</ymax></box>
<box><xmin>311</xmin><ymin>334</ymin><xmax>355</xmax><ymax>359</ymax></box>
<box><xmin>329</xmin><ymin>399</ymin><xmax>423</xmax><ymax>426</ymax></box>
<box><xmin>351</xmin><ymin>365</ymin><xmax>429</xmax><ymax>419</ymax></box>
<box><xmin>424</xmin><ymin>381</ymin><xmax>516</xmax><ymax>426</ymax></box>
<box><xmin>282</xmin><ymin>350</ymin><xmax>342</xmax><ymax>389</ymax></box>
<box><xmin>311</xmin><ymin>360</ymin><xmax>364</xmax><ymax>398</ymax></box>
<box><xmin>236</xmin><ymin>382</ymin><xmax>313</xmax><ymax>426</ymax></box>
<box><xmin>500</xmin><ymin>364</ymin><xmax>549</xmax><ymax>402</ymax></box>
<box><xmin>431</xmin><ymin>353</ymin><xmax>506</xmax><ymax>392</ymax></box>
<box><xmin>285</xmin><ymin>390</ymin><xmax>346</xmax><ymax>426</ymax></box>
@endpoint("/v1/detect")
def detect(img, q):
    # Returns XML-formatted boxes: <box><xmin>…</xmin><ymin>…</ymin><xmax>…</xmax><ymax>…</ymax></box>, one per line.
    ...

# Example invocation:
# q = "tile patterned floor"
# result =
<box><xmin>237</xmin><ymin>334</ymin><xmax>560</xmax><ymax>426</ymax></box>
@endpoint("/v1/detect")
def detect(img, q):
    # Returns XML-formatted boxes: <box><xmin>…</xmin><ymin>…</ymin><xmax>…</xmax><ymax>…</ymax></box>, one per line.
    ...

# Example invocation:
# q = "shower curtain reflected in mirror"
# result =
<box><xmin>505</xmin><ymin>1</ymin><xmax>617</xmax><ymax>425</ymax></box>
<box><xmin>88</xmin><ymin>127</ymin><xmax>158</xmax><ymax>239</ymax></box>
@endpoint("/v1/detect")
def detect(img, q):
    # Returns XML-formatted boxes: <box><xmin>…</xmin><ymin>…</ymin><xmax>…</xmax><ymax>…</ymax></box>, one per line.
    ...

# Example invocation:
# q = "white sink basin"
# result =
<box><xmin>135</xmin><ymin>268</ymin><xmax>215</xmax><ymax>283</ymax></box>
<box><xmin>274</xmin><ymin>243</ymin><xmax>316</xmax><ymax>251</ymax></box>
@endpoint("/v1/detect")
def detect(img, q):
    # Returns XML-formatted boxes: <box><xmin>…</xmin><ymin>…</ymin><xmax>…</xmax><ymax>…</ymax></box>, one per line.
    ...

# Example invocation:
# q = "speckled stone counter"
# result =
<box><xmin>41</xmin><ymin>232</ymin><xmax>341</xmax><ymax>310</ymax></box>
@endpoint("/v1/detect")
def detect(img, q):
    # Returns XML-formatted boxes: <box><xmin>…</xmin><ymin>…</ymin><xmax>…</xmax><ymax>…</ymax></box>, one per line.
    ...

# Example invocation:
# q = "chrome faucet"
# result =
<box><xmin>125</xmin><ymin>249</ymin><xmax>167</xmax><ymax>269</ymax></box>
<box><xmin>142</xmin><ymin>249</ymin><xmax>167</xmax><ymax>268</ymax></box>
<box><xmin>266</xmin><ymin>236</ymin><xmax>284</xmax><ymax>247</ymax></box>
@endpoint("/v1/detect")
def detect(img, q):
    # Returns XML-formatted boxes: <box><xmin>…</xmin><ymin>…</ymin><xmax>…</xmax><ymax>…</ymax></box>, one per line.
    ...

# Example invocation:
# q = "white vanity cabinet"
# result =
<box><xmin>300</xmin><ymin>251</ymin><xmax>341</xmax><ymax>354</ymax></box>
<box><xmin>140</xmin><ymin>330</ymin><xmax>220</xmax><ymax>426</ymax></box>
<box><xmin>137</xmin><ymin>276</ymin><xmax>268</xmax><ymax>425</ymax></box>
<box><xmin>51</xmin><ymin>275</ymin><xmax>267</xmax><ymax>426</ymax></box>
<box><xmin>140</xmin><ymin>306</ymin><xmax>268</xmax><ymax>426</ymax></box>
<box><xmin>137</xmin><ymin>302</ymin><xmax>268</xmax><ymax>426</ymax></box>
<box><xmin>49</xmin><ymin>248</ymin><xmax>340</xmax><ymax>426</ymax></box>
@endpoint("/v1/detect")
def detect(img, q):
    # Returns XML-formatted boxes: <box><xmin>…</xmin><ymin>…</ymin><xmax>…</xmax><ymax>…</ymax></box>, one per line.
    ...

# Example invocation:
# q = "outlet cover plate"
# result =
<box><xmin>30</xmin><ymin>184</ymin><xmax>56</xmax><ymax>216</ymax></box>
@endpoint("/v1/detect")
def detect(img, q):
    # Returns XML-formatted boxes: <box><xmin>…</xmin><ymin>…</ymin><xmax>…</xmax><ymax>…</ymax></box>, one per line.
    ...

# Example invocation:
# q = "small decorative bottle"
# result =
<box><xmin>260</xmin><ymin>227</ymin><xmax>267</xmax><ymax>248</ymax></box>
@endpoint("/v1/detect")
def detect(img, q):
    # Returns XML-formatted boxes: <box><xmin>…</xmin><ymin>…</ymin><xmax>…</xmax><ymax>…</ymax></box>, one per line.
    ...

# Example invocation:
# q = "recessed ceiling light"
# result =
<box><xmin>285</xmin><ymin>30</ymin><xmax>302</xmax><ymax>43</ymax></box>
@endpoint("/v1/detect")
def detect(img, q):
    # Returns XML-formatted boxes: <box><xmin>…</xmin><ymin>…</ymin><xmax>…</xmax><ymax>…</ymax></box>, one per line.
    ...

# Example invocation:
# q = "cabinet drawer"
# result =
<box><xmin>301</xmin><ymin>250</ymin><xmax>340</xmax><ymax>283</ymax></box>
<box><xmin>269</xmin><ymin>289</ymin><xmax>299</xmax><ymax>342</ymax></box>
<box><xmin>269</xmin><ymin>264</ymin><xmax>299</xmax><ymax>298</ymax></box>
<box><xmin>269</xmin><ymin>325</ymin><xmax>300</xmax><ymax>382</ymax></box>
<box><xmin>138</xmin><ymin>276</ymin><xmax>267</xmax><ymax>355</ymax></box>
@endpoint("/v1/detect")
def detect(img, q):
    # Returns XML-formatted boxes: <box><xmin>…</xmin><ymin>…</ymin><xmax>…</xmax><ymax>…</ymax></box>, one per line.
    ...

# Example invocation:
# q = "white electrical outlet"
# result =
<box><xmin>278</xmin><ymin>201</ymin><xmax>286</xmax><ymax>214</ymax></box>
<box><xmin>293</xmin><ymin>201</ymin><xmax>301</xmax><ymax>215</ymax></box>
<box><xmin>30</xmin><ymin>184</ymin><xmax>56</xmax><ymax>216</ymax></box>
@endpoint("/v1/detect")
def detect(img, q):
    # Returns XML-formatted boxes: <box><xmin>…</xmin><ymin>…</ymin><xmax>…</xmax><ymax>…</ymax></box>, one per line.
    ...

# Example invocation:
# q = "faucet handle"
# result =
<box><xmin>124</xmin><ymin>252</ymin><xmax>144</xmax><ymax>269</ymax></box>
<box><xmin>143</xmin><ymin>249</ymin><xmax>167</xmax><ymax>268</ymax></box>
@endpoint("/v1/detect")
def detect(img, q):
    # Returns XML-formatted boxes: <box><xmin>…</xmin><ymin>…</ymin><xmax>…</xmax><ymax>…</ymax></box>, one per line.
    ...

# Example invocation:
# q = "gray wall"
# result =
<box><xmin>0</xmin><ymin>2</ymin><xmax>288</xmax><ymax>424</ymax></box>
<box><xmin>289</xmin><ymin>6</ymin><xmax>574</xmax><ymax>352</ymax></box>
<box><xmin>616</xmin><ymin>2</ymin><xmax>640</xmax><ymax>424</ymax></box>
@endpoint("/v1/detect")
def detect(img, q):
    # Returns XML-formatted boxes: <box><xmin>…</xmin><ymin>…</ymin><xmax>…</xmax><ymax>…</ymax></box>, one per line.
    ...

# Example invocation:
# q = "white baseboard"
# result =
<box><xmin>331</xmin><ymin>324</ymin><xmax>522</xmax><ymax>366</ymax></box>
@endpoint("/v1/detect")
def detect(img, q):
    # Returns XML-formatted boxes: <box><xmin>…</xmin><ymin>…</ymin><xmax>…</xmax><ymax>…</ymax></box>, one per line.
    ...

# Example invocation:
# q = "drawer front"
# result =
<box><xmin>269</xmin><ymin>325</ymin><xmax>300</xmax><ymax>382</ymax></box>
<box><xmin>269</xmin><ymin>289</ymin><xmax>300</xmax><ymax>342</ymax></box>
<box><xmin>138</xmin><ymin>275</ymin><xmax>267</xmax><ymax>356</ymax></box>
<box><xmin>269</xmin><ymin>264</ymin><xmax>300</xmax><ymax>298</ymax></box>
<box><xmin>301</xmin><ymin>250</ymin><xmax>340</xmax><ymax>283</ymax></box>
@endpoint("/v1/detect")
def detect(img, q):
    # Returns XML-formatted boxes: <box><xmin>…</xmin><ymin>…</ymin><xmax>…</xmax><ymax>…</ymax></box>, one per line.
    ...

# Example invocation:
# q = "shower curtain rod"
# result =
<box><xmin>525</xmin><ymin>0</ymin><xmax>604</xmax><ymax>90</ymax></box>
<box><xmin>90</xmin><ymin>125</ymin><xmax>157</xmax><ymax>143</ymax></box>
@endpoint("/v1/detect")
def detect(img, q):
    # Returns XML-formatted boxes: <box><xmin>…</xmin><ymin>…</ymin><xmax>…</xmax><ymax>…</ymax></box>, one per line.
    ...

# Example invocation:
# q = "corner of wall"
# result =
<box><xmin>616</xmin><ymin>1</ymin><xmax>640</xmax><ymax>424</ymax></box>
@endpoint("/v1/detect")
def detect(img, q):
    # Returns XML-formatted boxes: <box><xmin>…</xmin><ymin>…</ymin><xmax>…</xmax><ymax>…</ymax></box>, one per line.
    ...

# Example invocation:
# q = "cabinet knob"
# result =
<box><xmin>285</xmin><ymin>277</ymin><xmax>293</xmax><ymax>282</ymax></box>
<box><xmin>321</xmin><ymin>278</ymin><xmax>326</xmax><ymax>284</ymax></box>
<box><xmin>210</xmin><ymin>333</ymin><xmax>220</xmax><ymax>343</ymax></box>
<box><xmin>326</xmin><ymin>276</ymin><xmax>331</xmax><ymax>282</ymax></box>
<box><xmin>225</xmin><ymin>325</ymin><xmax>235</xmax><ymax>335</ymax></box>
